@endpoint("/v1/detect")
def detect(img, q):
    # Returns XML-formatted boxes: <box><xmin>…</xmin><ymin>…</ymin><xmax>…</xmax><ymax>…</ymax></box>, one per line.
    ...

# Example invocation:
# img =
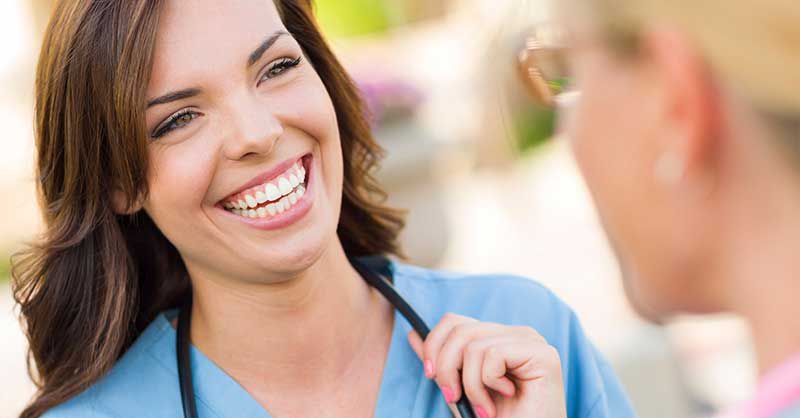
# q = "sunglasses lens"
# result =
<box><xmin>517</xmin><ymin>27</ymin><xmax>571</xmax><ymax>108</ymax></box>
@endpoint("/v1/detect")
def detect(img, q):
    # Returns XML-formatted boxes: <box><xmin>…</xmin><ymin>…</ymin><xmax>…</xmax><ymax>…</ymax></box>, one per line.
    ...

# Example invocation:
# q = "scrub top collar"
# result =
<box><xmin>149</xmin><ymin>261</ymin><xmax>423</xmax><ymax>418</ymax></box>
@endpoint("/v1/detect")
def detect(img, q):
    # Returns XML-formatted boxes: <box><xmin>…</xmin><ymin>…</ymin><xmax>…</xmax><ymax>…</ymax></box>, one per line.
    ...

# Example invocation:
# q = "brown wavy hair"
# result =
<box><xmin>12</xmin><ymin>1</ymin><xmax>405</xmax><ymax>417</ymax></box>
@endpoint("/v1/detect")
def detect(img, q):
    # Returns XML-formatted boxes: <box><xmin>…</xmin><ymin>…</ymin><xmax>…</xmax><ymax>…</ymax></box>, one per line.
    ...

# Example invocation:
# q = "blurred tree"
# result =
<box><xmin>514</xmin><ymin>106</ymin><xmax>556</xmax><ymax>153</ymax></box>
<box><xmin>314</xmin><ymin>0</ymin><xmax>400</xmax><ymax>37</ymax></box>
<box><xmin>314</xmin><ymin>0</ymin><xmax>448</xmax><ymax>38</ymax></box>
<box><xmin>513</xmin><ymin>78</ymin><xmax>567</xmax><ymax>153</ymax></box>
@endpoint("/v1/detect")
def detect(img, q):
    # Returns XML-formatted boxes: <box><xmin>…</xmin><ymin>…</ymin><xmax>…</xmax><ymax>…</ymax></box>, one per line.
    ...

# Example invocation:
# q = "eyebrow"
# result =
<box><xmin>146</xmin><ymin>31</ymin><xmax>289</xmax><ymax>108</ymax></box>
<box><xmin>146</xmin><ymin>88</ymin><xmax>201</xmax><ymax>108</ymax></box>
<box><xmin>248</xmin><ymin>30</ymin><xmax>290</xmax><ymax>67</ymax></box>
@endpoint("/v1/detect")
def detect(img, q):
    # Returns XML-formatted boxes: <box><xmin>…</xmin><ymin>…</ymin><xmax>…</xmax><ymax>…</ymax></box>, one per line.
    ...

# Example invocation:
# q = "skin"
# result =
<box><xmin>135</xmin><ymin>1</ymin><xmax>567</xmax><ymax>417</ymax></box>
<box><xmin>563</xmin><ymin>17</ymin><xmax>800</xmax><ymax>375</ymax></box>
<box><xmin>409</xmin><ymin>317</ymin><xmax>566</xmax><ymax>418</ymax></box>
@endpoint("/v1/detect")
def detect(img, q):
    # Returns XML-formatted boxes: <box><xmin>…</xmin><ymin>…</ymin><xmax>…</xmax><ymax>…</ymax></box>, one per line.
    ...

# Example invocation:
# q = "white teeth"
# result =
<box><xmin>278</xmin><ymin>177</ymin><xmax>292</xmax><ymax>195</ymax></box>
<box><xmin>226</xmin><ymin>162</ymin><xmax>309</xmax><ymax>218</ymax></box>
<box><xmin>265</xmin><ymin>183</ymin><xmax>281</xmax><ymax>201</ymax></box>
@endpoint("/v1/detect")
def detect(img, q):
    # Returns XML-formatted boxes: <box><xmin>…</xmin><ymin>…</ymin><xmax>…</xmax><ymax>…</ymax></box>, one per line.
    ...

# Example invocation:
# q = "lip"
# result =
<box><xmin>216</xmin><ymin>155</ymin><xmax>315</xmax><ymax>231</ymax></box>
<box><xmin>219</xmin><ymin>153</ymin><xmax>310</xmax><ymax>204</ymax></box>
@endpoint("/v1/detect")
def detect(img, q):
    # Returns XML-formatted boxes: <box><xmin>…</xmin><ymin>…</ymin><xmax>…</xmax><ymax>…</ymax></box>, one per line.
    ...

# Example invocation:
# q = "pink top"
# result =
<box><xmin>721</xmin><ymin>352</ymin><xmax>800</xmax><ymax>418</ymax></box>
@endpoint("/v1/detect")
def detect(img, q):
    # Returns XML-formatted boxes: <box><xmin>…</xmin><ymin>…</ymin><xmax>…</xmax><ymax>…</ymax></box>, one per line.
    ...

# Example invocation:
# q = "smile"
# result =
<box><xmin>220</xmin><ymin>157</ymin><xmax>309</xmax><ymax>219</ymax></box>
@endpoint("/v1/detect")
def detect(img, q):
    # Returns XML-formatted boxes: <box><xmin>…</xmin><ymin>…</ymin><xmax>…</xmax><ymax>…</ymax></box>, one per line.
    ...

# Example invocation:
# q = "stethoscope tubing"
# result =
<box><xmin>176</xmin><ymin>258</ymin><xmax>476</xmax><ymax>418</ymax></box>
<box><xmin>350</xmin><ymin>257</ymin><xmax>476</xmax><ymax>418</ymax></box>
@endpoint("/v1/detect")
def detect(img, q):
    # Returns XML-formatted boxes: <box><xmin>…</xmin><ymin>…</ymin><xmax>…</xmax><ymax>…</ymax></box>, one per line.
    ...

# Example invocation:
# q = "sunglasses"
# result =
<box><xmin>516</xmin><ymin>26</ymin><xmax>581</xmax><ymax>111</ymax></box>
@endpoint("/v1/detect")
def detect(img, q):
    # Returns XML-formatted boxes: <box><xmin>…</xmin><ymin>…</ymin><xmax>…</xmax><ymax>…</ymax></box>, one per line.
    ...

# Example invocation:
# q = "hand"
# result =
<box><xmin>407</xmin><ymin>313</ymin><xmax>567</xmax><ymax>418</ymax></box>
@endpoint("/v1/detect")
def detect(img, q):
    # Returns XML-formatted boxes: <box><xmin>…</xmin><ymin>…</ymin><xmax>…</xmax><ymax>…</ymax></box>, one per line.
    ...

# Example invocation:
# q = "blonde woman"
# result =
<box><xmin>519</xmin><ymin>0</ymin><xmax>800</xmax><ymax>417</ymax></box>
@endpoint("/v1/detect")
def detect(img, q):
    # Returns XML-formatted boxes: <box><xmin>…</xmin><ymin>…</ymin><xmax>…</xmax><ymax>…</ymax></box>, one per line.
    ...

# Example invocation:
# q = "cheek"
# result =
<box><xmin>285</xmin><ymin>72</ymin><xmax>340</xmax><ymax>146</ymax></box>
<box><xmin>567</xmin><ymin>69</ymin><xmax>636</xmax><ymax>220</ymax></box>
<box><xmin>566</xmin><ymin>61</ymin><xmax>671</xmax><ymax>299</ymax></box>
<box><xmin>288</xmin><ymin>72</ymin><xmax>344</xmax><ymax>202</ymax></box>
<box><xmin>144</xmin><ymin>142</ymin><xmax>217</xmax><ymax>240</ymax></box>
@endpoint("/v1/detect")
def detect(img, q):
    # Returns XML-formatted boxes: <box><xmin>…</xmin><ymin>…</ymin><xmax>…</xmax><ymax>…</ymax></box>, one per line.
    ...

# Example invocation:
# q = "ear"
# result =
<box><xmin>111</xmin><ymin>189</ymin><xmax>144</xmax><ymax>215</ymax></box>
<box><xmin>640</xmin><ymin>27</ymin><xmax>721</xmax><ymax>184</ymax></box>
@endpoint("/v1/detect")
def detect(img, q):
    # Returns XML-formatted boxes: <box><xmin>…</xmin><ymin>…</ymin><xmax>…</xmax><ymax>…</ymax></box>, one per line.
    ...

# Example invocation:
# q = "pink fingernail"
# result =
<box><xmin>441</xmin><ymin>386</ymin><xmax>455</xmax><ymax>403</ymax></box>
<box><xmin>424</xmin><ymin>359</ymin><xmax>434</xmax><ymax>378</ymax></box>
<box><xmin>474</xmin><ymin>406</ymin><xmax>489</xmax><ymax>418</ymax></box>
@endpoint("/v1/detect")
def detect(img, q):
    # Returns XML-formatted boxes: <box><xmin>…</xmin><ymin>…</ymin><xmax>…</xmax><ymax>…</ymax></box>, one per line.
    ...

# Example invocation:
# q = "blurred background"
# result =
<box><xmin>0</xmin><ymin>1</ymin><xmax>756</xmax><ymax>417</ymax></box>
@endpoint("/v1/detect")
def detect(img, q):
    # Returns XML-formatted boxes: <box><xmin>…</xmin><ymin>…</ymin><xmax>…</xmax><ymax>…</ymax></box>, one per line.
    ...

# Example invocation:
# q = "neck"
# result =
<box><xmin>729</xmin><ymin>233</ymin><xmax>800</xmax><ymax>375</ymax></box>
<box><xmin>186</xmin><ymin>244</ymin><xmax>393</xmax><ymax>391</ymax></box>
<box><xmin>717</xmin><ymin>134</ymin><xmax>800</xmax><ymax>376</ymax></box>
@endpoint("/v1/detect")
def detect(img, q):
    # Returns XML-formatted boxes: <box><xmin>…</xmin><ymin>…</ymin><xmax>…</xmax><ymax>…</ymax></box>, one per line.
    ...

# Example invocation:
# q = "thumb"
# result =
<box><xmin>407</xmin><ymin>330</ymin><xmax>424</xmax><ymax>361</ymax></box>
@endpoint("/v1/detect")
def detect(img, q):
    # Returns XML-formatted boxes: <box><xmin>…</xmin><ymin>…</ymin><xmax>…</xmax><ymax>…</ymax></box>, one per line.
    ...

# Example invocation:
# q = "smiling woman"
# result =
<box><xmin>13</xmin><ymin>1</ymin><xmax>636</xmax><ymax>418</ymax></box>
<box><xmin>14</xmin><ymin>1</ymin><xmax>403</xmax><ymax>416</ymax></box>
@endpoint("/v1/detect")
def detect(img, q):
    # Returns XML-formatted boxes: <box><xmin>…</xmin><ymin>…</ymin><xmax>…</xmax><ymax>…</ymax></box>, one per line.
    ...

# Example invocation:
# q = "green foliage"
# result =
<box><xmin>514</xmin><ymin>106</ymin><xmax>556</xmax><ymax>153</ymax></box>
<box><xmin>0</xmin><ymin>254</ymin><xmax>10</xmax><ymax>283</ymax></box>
<box><xmin>314</xmin><ymin>0</ymin><xmax>402</xmax><ymax>38</ymax></box>
<box><xmin>513</xmin><ymin>78</ymin><xmax>570</xmax><ymax>153</ymax></box>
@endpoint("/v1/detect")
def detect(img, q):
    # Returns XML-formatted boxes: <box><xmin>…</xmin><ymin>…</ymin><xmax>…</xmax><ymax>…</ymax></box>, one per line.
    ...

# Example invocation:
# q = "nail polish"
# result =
<box><xmin>474</xmin><ymin>406</ymin><xmax>489</xmax><ymax>418</ymax></box>
<box><xmin>441</xmin><ymin>386</ymin><xmax>455</xmax><ymax>403</ymax></box>
<box><xmin>424</xmin><ymin>359</ymin><xmax>434</xmax><ymax>378</ymax></box>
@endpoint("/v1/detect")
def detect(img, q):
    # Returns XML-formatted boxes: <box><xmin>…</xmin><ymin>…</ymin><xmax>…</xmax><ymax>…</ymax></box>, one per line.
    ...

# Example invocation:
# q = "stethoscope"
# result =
<box><xmin>176</xmin><ymin>257</ymin><xmax>477</xmax><ymax>418</ymax></box>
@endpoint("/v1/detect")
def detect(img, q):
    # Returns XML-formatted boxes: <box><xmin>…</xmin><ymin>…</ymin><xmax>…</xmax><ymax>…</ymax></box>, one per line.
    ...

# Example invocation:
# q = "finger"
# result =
<box><xmin>480</xmin><ymin>341</ymin><xmax>517</xmax><ymax>398</ymax></box>
<box><xmin>487</xmin><ymin>340</ymin><xmax>568</xmax><ymax>417</ymax></box>
<box><xmin>434</xmin><ymin>323</ymin><xmax>504</xmax><ymax>404</ymax></box>
<box><xmin>407</xmin><ymin>330</ymin><xmax>424</xmax><ymax>361</ymax></box>
<box><xmin>501</xmin><ymin>340</ymin><xmax>563</xmax><ymax>382</ymax></box>
<box><xmin>423</xmin><ymin>313</ymin><xmax>476</xmax><ymax>378</ymax></box>
<box><xmin>462</xmin><ymin>340</ymin><xmax>497</xmax><ymax>418</ymax></box>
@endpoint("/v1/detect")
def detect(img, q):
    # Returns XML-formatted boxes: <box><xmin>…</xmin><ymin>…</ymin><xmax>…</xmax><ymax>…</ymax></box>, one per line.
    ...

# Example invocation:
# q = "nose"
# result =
<box><xmin>221</xmin><ymin>96</ymin><xmax>284</xmax><ymax>161</ymax></box>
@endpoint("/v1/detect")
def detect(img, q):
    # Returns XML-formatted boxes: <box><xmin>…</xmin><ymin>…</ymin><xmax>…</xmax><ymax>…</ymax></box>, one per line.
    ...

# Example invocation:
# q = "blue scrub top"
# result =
<box><xmin>43</xmin><ymin>261</ymin><xmax>637</xmax><ymax>418</ymax></box>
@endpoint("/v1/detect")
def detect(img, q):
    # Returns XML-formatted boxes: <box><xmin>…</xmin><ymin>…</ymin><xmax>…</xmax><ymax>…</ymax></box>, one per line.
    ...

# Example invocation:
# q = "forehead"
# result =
<box><xmin>149</xmin><ymin>0</ymin><xmax>286</xmax><ymax>92</ymax></box>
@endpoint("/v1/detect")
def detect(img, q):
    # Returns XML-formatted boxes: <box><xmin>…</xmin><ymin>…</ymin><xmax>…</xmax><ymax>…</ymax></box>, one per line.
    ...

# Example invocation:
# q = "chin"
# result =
<box><xmin>243</xmin><ymin>225</ymin><xmax>336</xmax><ymax>280</ymax></box>
<box><xmin>619</xmin><ymin>263</ymin><xmax>673</xmax><ymax>324</ymax></box>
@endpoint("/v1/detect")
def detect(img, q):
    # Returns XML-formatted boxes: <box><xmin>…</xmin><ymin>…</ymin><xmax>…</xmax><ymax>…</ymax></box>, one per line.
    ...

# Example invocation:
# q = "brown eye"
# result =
<box><xmin>258</xmin><ymin>56</ymin><xmax>302</xmax><ymax>85</ymax></box>
<box><xmin>151</xmin><ymin>109</ymin><xmax>201</xmax><ymax>139</ymax></box>
<box><xmin>175</xmin><ymin>112</ymin><xmax>193</xmax><ymax>127</ymax></box>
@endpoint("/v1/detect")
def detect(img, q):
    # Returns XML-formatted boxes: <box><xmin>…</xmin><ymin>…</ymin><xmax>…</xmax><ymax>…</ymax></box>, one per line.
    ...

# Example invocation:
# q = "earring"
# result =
<box><xmin>653</xmin><ymin>151</ymin><xmax>686</xmax><ymax>186</ymax></box>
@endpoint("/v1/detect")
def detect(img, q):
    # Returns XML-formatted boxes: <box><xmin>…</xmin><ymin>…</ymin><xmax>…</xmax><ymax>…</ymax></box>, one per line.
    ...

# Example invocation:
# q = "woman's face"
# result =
<box><xmin>143</xmin><ymin>0</ymin><xmax>343</xmax><ymax>284</ymax></box>
<box><xmin>561</xmin><ymin>22</ymin><xmax>719</xmax><ymax>319</ymax></box>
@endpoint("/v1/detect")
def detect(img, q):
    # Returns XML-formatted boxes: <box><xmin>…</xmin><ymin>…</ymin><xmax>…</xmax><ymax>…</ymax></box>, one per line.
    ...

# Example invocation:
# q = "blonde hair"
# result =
<box><xmin>592</xmin><ymin>0</ymin><xmax>800</xmax><ymax>115</ymax></box>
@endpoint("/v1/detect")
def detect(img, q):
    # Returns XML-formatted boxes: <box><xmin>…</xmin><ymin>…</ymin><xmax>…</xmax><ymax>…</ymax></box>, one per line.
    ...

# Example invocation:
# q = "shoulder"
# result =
<box><xmin>392</xmin><ymin>261</ymin><xmax>574</xmax><ymax>330</ymax></box>
<box><xmin>392</xmin><ymin>261</ymin><xmax>637</xmax><ymax>418</ymax></box>
<box><xmin>41</xmin><ymin>313</ymin><xmax>183</xmax><ymax>418</ymax></box>
<box><xmin>392</xmin><ymin>262</ymin><xmax>584</xmax><ymax>364</ymax></box>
